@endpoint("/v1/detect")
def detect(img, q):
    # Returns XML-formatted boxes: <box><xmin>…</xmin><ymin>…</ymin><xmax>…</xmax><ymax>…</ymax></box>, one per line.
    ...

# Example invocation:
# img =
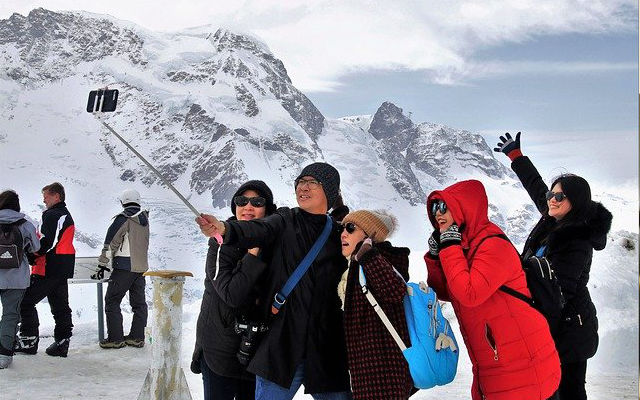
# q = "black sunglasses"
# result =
<box><xmin>431</xmin><ymin>200</ymin><xmax>447</xmax><ymax>216</ymax></box>
<box><xmin>233</xmin><ymin>195</ymin><xmax>266</xmax><ymax>208</ymax></box>
<box><xmin>545</xmin><ymin>191</ymin><xmax>567</xmax><ymax>202</ymax></box>
<box><xmin>338</xmin><ymin>222</ymin><xmax>368</xmax><ymax>236</ymax></box>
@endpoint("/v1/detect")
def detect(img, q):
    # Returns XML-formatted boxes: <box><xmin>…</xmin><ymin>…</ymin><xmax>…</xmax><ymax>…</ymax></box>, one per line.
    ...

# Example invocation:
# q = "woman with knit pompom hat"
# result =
<box><xmin>339</xmin><ymin>209</ymin><xmax>415</xmax><ymax>400</ymax></box>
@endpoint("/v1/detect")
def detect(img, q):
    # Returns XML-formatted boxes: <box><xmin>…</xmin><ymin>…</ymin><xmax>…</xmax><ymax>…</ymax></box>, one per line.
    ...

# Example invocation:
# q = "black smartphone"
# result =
<box><xmin>87</xmin><ymin>89</ymin><xmax>119</xmax><ymax>112</ymax></box>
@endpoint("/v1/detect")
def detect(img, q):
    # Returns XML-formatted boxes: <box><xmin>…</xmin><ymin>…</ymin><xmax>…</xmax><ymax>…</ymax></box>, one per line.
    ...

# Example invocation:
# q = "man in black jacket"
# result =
<box><xmin>197</xmin><ymin>162</ymin><xmax>352</xmax><ymax>400</ymax></box>
<box><xmin>15</xmin><ymin>182</ymin><xmax>75</xmax><ymax>357</ymax></box>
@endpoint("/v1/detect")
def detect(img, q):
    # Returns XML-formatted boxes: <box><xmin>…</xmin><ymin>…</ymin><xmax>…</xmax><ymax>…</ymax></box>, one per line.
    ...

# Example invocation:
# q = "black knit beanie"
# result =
<box><xmin>295</xmin><ymin>162</ymin><xmax>341</xmax><ymax>209</ymax></box>
<box><xmin>231</xmin><ymin>180</ymin><xmax>276</xmax><ymax>216</ymax></box>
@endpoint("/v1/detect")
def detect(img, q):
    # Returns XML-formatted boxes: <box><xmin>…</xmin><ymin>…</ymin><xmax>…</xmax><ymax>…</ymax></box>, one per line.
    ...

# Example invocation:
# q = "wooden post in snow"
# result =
<box><xmin>137</xmin><ymin>270</ymin><xmax>193</xmax><ymax>400</ymax></box>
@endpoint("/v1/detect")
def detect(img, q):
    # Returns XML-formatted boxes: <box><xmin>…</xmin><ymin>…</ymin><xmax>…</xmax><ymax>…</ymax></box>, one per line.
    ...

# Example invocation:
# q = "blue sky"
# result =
<box><xmin>1</xmin><ymin>0</ymin><xmax>638</xmax><ymax>184</ymax></box>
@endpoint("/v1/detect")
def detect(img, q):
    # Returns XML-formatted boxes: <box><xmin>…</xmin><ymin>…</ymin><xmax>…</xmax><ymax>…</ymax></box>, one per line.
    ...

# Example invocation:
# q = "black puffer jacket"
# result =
<box><xmin>191</xmin><ymin>235</ymin><xmax>268</xmax><ymax>379</ymax></box>
<box><xmin>223</xmin><ymin>207</ymin><xmax>350</xmax><ymax>394</ymax></box>
<box><xmin>512</xmin><ymin>156</ymin><xmax>613</xmax><ymax>363</ymax></box>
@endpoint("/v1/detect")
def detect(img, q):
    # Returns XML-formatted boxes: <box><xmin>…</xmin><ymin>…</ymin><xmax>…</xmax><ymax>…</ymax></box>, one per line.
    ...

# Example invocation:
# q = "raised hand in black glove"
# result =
<box><xmin>354</xmin><ymin>238</ymin><xmax>373</xmax><ymax>262</ymax></box>
<box><xmin>91</xmin><ymin>264</ymin><xmax>111</xmax><ymax>280</ymax></box>
<box><xmin>439</xmin><ymin>224</ymin><xmax>462</xmax><ymax>250</ymax></box>
<box><xmin>428</xmin><ymin>231</ymin><xmax>440</xmax><ymax>257</ymax></box>
<box><xmin>493</xmin><ymin>131</ymin><xmax>522</xmax><ymax>161</ymax></box>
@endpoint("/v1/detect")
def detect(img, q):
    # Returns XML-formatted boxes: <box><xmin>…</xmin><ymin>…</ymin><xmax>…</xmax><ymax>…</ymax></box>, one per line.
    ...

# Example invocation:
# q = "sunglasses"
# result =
<box><xmin>545</xmin><ymin>191</ymin><xmax>567</xmax><ymax>202</ymax></box>
<box><xmin>295</xmin><ymin>178</ymin><xmax>322</xmax><ymax>190</ymax></box>
<box><xmin>430</xmin><ymin>200</ymin><xmax>447</xmax><ymax>217</ymax></box>
<box><xmin>233</xmin><ymin>195</ymin><xmax>266</xmax><ymax>208</ymax></box>
<box><xmin>338</xmin><ymin>222</ymin><xmax>368</xmax><ymax>236</ymax></box>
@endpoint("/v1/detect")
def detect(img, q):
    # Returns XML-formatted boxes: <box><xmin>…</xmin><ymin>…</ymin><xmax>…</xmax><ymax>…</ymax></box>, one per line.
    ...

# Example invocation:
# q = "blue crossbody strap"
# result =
<box><xmin>271</xmin><ymin>215</ymin><xmax>333</xmax><ymax>315</ymax></box>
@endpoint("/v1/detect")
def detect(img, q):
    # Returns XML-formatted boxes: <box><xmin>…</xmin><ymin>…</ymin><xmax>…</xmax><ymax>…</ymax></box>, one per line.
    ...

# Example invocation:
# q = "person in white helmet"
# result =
<box><xmin>97</xmin><ymin>189</ymin><xmax>150</xmax><ymax>349</ymax></box>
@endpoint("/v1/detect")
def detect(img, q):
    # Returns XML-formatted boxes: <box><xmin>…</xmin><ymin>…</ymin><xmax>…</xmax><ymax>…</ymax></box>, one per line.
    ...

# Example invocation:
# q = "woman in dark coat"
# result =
<box><xmin>495</xmin><ymin>132</ymin><xmax>613</xmax><ymax>400</ymax></box>
<box><xmin>197</xmin><ymin>162</ymin><xmax>351</xmax><ymax>400</ymax></box>
<box><xmin>339</xmin><ymin>209</ymin><xmax>414</xmax><ymax>400</ymax></box>
<box><xmin>191</xmin><ymin>180</ymin><xmax>277</xmax><ymax>400</ymax></box>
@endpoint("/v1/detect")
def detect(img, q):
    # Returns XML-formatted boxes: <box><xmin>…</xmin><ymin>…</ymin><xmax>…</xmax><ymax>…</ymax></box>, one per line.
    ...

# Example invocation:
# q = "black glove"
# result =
<box><xmin>439</xmin><ymin>224</ymin><xmax>462</xmax><ymax>249</ymax></box>
<box><xmin>354</xmin><ymin>238</ymin><xmax>373</xmax><ymax>262</ymax></box>
<box><xmin>26</xmin><ymin>253</ymin><xmax>37</xmax><ymax>265</ymax></box>
<box><xmin>91</xmin><ymin>264</ymin><xmax>110</xmax><ymax>280</ymax></box>
<box><xmin>493</xmin><ymin>132</ymin><xmax>522</xmax><ymax>160</ymax></box>
<box><xmin>428</xmin><ymin>231</ymin><xmax>440</xmax><ymax>257</ymax></box>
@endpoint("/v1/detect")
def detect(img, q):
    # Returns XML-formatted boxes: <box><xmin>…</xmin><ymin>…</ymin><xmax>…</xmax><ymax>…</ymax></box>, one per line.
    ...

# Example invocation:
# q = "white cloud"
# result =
<box><xmin>0</xmin><ymin>0</ymin><xmax>637</xmax><ymax>91</ymax></box>
<box><xmin>432</xmin><ymin>60</ymin><xmax>638</xmax><ymax>85</ymax></box>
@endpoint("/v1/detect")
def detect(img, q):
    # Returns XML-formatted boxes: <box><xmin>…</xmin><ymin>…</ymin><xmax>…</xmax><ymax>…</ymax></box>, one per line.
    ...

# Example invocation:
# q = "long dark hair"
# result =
<box><xmin>550</xmin><ymin>174</ymin><xmax>593</xmax><ymax>225</ymax></box>
<box><xmin>0</xmin><ymin>190</ymin><xmax>20</xmax><ymax>211</ymax></box>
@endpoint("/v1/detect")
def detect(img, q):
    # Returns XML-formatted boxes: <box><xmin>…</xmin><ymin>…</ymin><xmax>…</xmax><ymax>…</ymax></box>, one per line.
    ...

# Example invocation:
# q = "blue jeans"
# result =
<box><xmin>201</xmin><ymin>357</ymin><xmax>255</xmax><ymax>400</ymax></box>
<box><xmin>255</xmin><ymin>363</ymin><xmax>352</xmax><ymax>400</ymax></box>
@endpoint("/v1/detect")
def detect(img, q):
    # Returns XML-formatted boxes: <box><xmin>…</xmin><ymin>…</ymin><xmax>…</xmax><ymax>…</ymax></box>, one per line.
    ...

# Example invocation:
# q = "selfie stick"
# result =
<box><xmin>94</xmin><ymin>116</ymin><xmax>202</xmax><ymax>217</ymax></box>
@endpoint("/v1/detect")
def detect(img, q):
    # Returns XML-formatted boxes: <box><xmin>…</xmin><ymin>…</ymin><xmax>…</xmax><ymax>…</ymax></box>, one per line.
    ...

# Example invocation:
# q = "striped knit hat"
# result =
<box><xmin>342</xmin><ymin>209</ymin><xmax>397</xmax><ymax>243</ymax></box>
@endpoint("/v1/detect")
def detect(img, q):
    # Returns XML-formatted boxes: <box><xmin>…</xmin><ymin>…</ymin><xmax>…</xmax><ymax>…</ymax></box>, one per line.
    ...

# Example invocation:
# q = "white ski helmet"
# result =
<box><xmin>119</xmin><ymin>189</ymin><xmax>141</xmax><ymax>205</ymax></box>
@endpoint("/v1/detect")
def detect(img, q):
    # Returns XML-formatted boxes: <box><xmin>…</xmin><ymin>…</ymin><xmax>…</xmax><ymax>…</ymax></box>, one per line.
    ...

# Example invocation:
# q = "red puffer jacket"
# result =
<box><xmin>424</xmin><ymin>180</ymin><xmax>560</xmax><ymax>400</ymax></box>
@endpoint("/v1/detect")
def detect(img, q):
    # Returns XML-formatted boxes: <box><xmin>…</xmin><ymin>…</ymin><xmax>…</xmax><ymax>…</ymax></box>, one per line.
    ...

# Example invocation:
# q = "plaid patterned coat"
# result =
<box><xmin>343</xmin><ymin>241</ymin><xmax>414</xmax><ymax>400</ymax></box>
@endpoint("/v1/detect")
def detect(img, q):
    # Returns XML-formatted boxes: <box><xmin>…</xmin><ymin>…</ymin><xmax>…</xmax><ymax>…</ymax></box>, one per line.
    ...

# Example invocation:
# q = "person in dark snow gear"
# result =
<box><xmin>495</xmin><ymin>132</ymin><xmax>613</xmax><ymax>400</ymax></box>
<box><xmin>338</xmin><ymin>209</ymin><xmax>414</xmax><ymax>400</ymax></box>
<box><xmin>425</xmin><ymin>180</ymin><xmax>561</xmax><ymax>400</ymax></box>
<box><xmin>98</xmin><ymin>189</ymin><xmax>150</xmax><ymax>349</ymax></box>
<box><xmin>0</xmin><ymin>190</ymin><xmax>40</xmax><ymax>369</ymax></box>
<box><xmin>16</xmin><ymin>182</ymin><xmax>75</xmax><ymax>357</ymax></box>
<box><xmin>197</xmin><ymin>162</ymin><xmax>351</xmax><ymax>400</ymax></box>
<box><xmin>191</xmin><ymin>180</ymin><xmax>276</xmax><ymax>400</ymax></box>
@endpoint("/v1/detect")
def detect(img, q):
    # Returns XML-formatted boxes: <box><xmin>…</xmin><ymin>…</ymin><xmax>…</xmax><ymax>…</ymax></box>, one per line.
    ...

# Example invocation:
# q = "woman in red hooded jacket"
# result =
<box><xmin>424</xmin><ymin>180</ymin><xmax>560</xmax><ymax>400</ymax></box>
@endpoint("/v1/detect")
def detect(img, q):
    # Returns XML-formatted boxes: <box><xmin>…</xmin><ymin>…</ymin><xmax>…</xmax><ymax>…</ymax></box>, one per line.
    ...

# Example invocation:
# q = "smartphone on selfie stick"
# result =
<box><xmin>87</xmin><ymin>88</ymin><xmax>201</xmax><ymax>217</ymax></box>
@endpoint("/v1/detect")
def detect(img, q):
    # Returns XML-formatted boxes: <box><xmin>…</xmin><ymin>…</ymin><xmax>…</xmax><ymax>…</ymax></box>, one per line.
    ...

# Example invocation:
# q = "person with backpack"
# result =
<box><xmin>424</xmin><ymin>179</ymin><xmax>561</xmax><ymax>400</ymax></box>
<box><xmin>197</xmin><ymin>162</ymin><xmax>351</xmax><ymax>400</ymax></box>
<box><xmin>97</xmin><ymin>189</ymin><xmax>150</xmax><ymax>349</ymax></box>
<box><xmin>337</xmin><ymin>209</ymin><xmax>414</xmax><ymax>400</ymax></box>
<box><xmin>494</xmin><ymin>132</ymin><xmax>613</xmax><ymax>400</ymax></box>
<box><xmin>0</xmin><ymin>190</ymin><xmax>40</xmax><ymax>369</ymax></box>
<box><xmin>190</xmin><ymin>180</ymin><xmax>276</xmax><ymax>400</ymax></box>
<box><xmin>16</xmin><ymin>182</ymin><xmax>75</xmax><ymax>357</ymax></box>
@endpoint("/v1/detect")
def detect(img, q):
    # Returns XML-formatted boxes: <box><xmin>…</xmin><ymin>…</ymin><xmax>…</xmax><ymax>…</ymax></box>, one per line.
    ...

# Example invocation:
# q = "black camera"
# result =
<box><xmin>234</xmin><ymin>319</ymin><xmax>269</xmax><ymax>366</ymax></box>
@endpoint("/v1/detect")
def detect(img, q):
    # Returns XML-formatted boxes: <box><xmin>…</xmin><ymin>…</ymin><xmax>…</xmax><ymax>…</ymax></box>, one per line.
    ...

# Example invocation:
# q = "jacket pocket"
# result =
<box><xmin>485</xmin><ymin>323</ymin><xmax>498</xmax><ymax>361</ymax></box>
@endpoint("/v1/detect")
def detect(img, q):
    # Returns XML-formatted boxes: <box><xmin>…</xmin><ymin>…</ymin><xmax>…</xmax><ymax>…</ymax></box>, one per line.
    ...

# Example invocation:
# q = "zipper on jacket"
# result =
<box><xmin>484</xmin><ymin>323</ymin><xmax>498</xmax><ymax>361</ymax></box>
<box><xmin>577</xmin><ymin>313</ymin><xmax>583</xmax><ymax>326</ymax></box>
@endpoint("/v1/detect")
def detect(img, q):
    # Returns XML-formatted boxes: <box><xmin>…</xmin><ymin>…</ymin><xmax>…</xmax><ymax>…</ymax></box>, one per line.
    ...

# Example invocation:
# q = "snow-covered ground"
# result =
<box><xmin>2</xmin><ymin>265</ymin><xmax>637</xmax><ymax>400</ymax></box>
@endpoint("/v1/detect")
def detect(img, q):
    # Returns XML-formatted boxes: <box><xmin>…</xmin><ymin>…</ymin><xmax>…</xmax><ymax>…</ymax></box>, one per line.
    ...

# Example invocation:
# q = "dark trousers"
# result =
<box><xmin>559</xmin><ymin>361</ymin><xmax>588</xmax><ymax>400</ymax></box>
<box><xmin>0</xmin><ymin>289</ymin><xmax>26</xmax><ymax>351</ymax></box>
<box><xmin>104</xmin><ymin>269</ymin><xmax>147</xmax><ymax>341</ymax></box>
<box><xmin>201</xmin><ymin>356</ymin><xmax>255</xmax><ymax>400</ymax></box>
<box><xmin>19</xmin><ymin>276</ymin><xmax>73</xmax><ymax>341</ymax></box>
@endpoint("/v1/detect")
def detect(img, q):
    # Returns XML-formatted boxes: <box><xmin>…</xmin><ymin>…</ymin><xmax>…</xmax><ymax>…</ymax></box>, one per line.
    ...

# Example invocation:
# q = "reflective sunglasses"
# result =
<box><xmin>545</xmin><ymin>191</ymin><xmax>567</xmax><ymax>202</ymax></box>
<box><xmin>431</xmin><ymin>200</ymin><xmax>447</xmax><ymax>216</ymax></box>
<box><xmin>338</xmin><ymin>222</ymin><xmax>360</xmax><ymax>235</ymax></box>
<box><xmin>233</xmin><ymin>195</ymin><xmax>266</xmax><ymax>207</ymax></box>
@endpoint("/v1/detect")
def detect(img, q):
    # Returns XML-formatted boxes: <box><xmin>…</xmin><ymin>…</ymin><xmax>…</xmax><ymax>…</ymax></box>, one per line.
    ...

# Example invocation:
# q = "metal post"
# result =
<box><xmin>97</xmin><ymin>281</ymin><xmax>105</xmax><ymax>342</ymax></box>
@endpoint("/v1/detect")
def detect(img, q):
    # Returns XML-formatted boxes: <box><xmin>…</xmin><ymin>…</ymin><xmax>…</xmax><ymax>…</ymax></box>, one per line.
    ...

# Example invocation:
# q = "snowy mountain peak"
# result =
<box><xmin>369</xmin><ymin>101</ymin><xmax>414</xmax><ymax>140</ymax></box>
<box><xmin>0</xmin><ymin>8</ymin><xmax>146</xmax><ymax>85</ymax></box>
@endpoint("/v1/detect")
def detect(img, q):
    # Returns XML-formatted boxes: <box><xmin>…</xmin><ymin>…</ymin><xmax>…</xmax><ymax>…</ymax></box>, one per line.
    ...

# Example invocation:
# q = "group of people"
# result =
<box><xmin>193</xmin><ymin>132</ymin><xmax>612</xmax><ymax>400</ymax></box>
<box><xmin>0</xmin><ymin>182</ymin><xmax>150</xmax><ymax>369</ymax></box>
<box><xmin>0</xmin><ymin>131</ymin><xmax>612</xmax><ymax>400</ymax></box>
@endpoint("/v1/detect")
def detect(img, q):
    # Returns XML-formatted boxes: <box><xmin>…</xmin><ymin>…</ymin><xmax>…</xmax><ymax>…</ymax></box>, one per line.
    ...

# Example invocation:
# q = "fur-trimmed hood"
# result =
<box><xmin>550</xmin><ymin>201</ymin><xmax>612</xmax><ymax>251</ymax></box>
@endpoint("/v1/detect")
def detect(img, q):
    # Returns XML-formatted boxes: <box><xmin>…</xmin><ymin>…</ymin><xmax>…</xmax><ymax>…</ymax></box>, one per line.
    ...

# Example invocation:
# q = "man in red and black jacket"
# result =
<box><xmin>15</xmin><ymin>182</ymin><xmax>75</xmax><ymax>357</ymax></box>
